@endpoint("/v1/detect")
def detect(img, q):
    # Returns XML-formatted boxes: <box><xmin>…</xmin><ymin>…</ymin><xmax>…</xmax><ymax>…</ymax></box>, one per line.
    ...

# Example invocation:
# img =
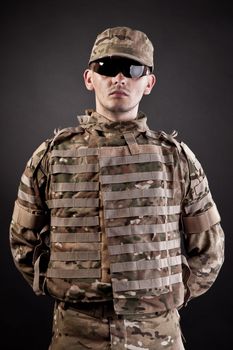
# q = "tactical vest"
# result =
<box><xmin>42</xmin><ymin>117</ymin><xmax>187</xmax><ymax>315</ymax></box>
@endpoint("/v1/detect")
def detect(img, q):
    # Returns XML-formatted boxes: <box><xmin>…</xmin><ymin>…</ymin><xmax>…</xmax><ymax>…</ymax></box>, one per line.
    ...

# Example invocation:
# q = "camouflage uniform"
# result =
<box><xmin>9</xmin><ymin>110</ymin><xmax>224</xmax><ymax>349</ymax></box>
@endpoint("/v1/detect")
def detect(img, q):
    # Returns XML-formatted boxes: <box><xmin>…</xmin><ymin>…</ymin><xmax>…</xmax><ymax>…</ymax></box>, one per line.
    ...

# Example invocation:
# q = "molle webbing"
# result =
<box><xmin>113</xmin><ymin>273</ymin><xmax>183</xmax><ymax>292</ymax></box>
<box><xmin>51</xmin><ymin>164</ymin><xmax>99</xmax><ymax>174</ymax></box>
<box><xmin>182</xmin><ymin>204</ymin><xmax>220</xmax><ymax>233</ymax></box>
<box><xmin>48</xmin><ymin>145</ymin><xmax>101</xmax><ymax>280</ymax></box>
<box><xmin>106</xmin><ymin>222</ymin><xmax>179</xmax><ymax>237</ymax></box>
<box><xmin>108</xmin><ymin>238</ymin><xmax>181</xmax><ymax>255</ymax></box>
<box><xmin>102</xmin><ymin>188</ymin><xmax>174</xmax><ymax>201</ymax></box>
<box><xmin>47</xmin><ymin>134</ymin><xmax>183</xmax><ymax>294</ymax></box>
<box><xmin>50</xmin><ymin>232</ymin><xmax>100</xmax><ymax>243</ymax></box>
<box><xmin>111</xmin><ymin>255</ymin><xmax>182</xmax><ymax>272</ymax></box>
<box><xmin>105</xmin><ymin>205</ymin><xmax>180</xmax><ymax>219</ymax></box>
<box><xmin>100</xmin><ymin>138</ymin><xmax>183</xmax><ymax>297</ymax></box>
<box><xmin>100</xmin><ymin>171</ymin><xmax>172</xmax><ymax>184</ymax></box>
<box><xmin>46</xmin><ymin>198</ymin><xmax>99</xmax><ymax>208</ymax></box>
<box><xmin>51</xmin><ymin>216</ymin><xmax>99</xmax><ymax>227</ymax></box>
<box><xmin>50</xmin><ymin>250</ymin><xmax>100</xmax><ymax>261</ymax></box>
<box><xmin>51</xmin><ymin>182</ymin><xmax>99</xmax><ymax>192</ymax></box>
<box><xmin>46</xmin><ymin>268</ymin><xmax>101</xmax><ymax>279</ymax></box>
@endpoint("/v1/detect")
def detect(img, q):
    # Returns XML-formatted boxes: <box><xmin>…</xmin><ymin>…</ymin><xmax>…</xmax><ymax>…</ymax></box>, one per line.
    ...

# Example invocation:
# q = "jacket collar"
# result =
<box><xmin>77</xmin><ymin>109</ymin><xmax>150</xmax><ymax>132</ymax></box>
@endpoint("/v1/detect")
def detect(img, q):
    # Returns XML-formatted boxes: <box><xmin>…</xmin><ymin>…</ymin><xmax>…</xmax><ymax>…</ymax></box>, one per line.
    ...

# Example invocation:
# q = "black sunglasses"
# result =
<box><xmin>90</xmin><ymin>57</ymin><xmax>150</xmax><ymax>79</ymax></box>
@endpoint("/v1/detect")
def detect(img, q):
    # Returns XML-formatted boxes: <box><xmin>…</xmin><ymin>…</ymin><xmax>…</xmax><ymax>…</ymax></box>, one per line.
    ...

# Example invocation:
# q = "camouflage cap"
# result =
<box><xmin>89</xmin><ymin>26</ymin><xmax>154</xmax><ymax>69</ymax></box>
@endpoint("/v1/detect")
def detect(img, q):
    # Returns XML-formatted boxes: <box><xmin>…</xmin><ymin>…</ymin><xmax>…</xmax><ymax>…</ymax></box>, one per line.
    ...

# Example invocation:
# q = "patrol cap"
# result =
<box><xmin>89</xmin><ymin>26</ymin><xmax>154</xmax><ymax>70</ymax></box>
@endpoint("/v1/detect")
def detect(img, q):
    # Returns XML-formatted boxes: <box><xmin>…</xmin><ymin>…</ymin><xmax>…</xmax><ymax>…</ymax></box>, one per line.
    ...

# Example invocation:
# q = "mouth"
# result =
<box><xmin>109</xmin><ymin>90</ymin><xmax>129</xmax><ymax>97</ymax></box>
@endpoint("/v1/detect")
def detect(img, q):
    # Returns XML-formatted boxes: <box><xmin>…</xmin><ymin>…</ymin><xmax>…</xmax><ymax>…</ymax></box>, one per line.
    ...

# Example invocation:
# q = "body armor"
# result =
<box><xmin>10</xmin><ymin>111</ymin><xmax>224</xmax><ymax>315</ymax></box>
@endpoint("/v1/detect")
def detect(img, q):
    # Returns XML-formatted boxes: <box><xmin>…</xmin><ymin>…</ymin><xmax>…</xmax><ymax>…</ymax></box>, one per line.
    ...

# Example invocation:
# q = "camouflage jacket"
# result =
<box><xmin>9</xmin><ymin>110</ymin><xmax>224</xmax><ymax>315</ymax></box>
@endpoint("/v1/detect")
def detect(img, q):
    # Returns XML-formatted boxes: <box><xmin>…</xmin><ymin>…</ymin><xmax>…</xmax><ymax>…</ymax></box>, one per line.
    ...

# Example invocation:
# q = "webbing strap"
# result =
<box><xmin>52</xmin><ymin>182</ymin><xmax>99</xmax><ymax>192</ymax></box>
<box><xmin>184</xmin><ymin>192</ymin><xmax>212</xmax><ymax>215</ymax></box>
<box><xmin>51</xmin><ymin>148</ymin><xmax>99</xmax><ymax>157</ymax></box>
<box><xmin>50</xmin><ymin>232</ymin><xmax>100</xmax><ymax>243</ymax></box>
<box><xmin>99</xmin><ymin>144</ymin><xmax>163</xmax><ymax>157</ymax></box>
<box><xmin>99</xmin><ymin>153</ymin><xmax>173</xmax><ymax>167</ymax></box>
<box><xmin>123</xmin><ymin>133</ymin><xmax>139</xmax><ymax>154</ymax></box>
<box><xmin>109</xmin><ymin>238</ymin><xmax>181</xmax><ymax>255</ymax></box>
<box><xmin>182</xmin><ymin>205</ymin><xmax>220</xmax><ymax>233</ymax></box>
<box><xmin>111</xmin><ymin>255</ymin><xmax>182</xmax><ymax>273</ymax></box>
<box><xmin>100</xmin><ymin>171</ymin><xmax>172</xmax><ymax>184</ymax></box>
<box><xmin>102</xmin><ymin>188</ymin><xmax>174</xmax><ymax>201</ymax></box>
<box><xmin>51</xmin><ymin>164</ymin><xmax>99</xmax><ymax>174</ymax></box>
<box><xmin>51</xmin><ymin>216</ymin><xmax>99</xmax><ymax>227</ymax></box>
<box><xmin>18</xmin><ymin>189</ymin><xmax>36</xmax><ymax>204</ymax></box>
<box><xmin>50</xmin><ymin>251</ymin><xmax>100</xmax><ymax>261</ymax></box>
<box><xmin>105</xmin><ymin>205</ymin><xmax>181</xmax><ymax>219</ymax></box>
<box><xmin>113</xmin><ymin>272</ymin><xmax>182</xmax><ymax>292</ymax></box>
<box><xmin>106</xmin><ymin>222</ymin><xmax>179</xmax><ymax>237</ymax></box>
<box><xmin>12</xmin><ymin>201</ymin><xmax>47</xmax><ymax>230</ymax></box>
<box><xmin>46</xmin><ymin>268</ymin><xmax>101</xmax><ymax>279</ymax></box>
<box><xmin>46</xmin><ymin>197</ymin><xmax>99</xmax><ymax>208</ymax></box>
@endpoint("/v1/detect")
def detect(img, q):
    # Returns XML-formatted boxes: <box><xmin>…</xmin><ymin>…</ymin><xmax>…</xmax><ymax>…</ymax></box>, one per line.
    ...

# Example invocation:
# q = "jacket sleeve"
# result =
<box><xmin>180</xmin><ymin>142</ymin><xmax>225</xmax><ymax>301</ymax></box>
<box><xmin>9</xmin><ymin>140</ymin><xmax>50</xmax><ymax>295</ymax></box>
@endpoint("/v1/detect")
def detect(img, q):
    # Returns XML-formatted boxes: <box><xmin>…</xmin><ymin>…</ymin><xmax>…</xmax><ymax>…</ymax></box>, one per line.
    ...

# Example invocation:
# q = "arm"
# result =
<box><xmin>9</xmin><ymin>141</ymin><xmax>50</xmax><ymax>295</ymax></box>
<box><xmin>180</xmin><ymin>142</ymin><xmax>225</xmax><ymax>301</ymax></box>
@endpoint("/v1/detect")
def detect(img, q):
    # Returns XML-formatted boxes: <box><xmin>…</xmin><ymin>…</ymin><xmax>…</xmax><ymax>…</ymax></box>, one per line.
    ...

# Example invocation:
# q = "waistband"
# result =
<box><xmin>60</xmin><ymin>300</ymin><xmax>116</xmax><ymax>319</ymax></box>
<box><xmin>59</xmin><ymin>300</ymin><xmax>168</xmax><ymax>320</ymax></box>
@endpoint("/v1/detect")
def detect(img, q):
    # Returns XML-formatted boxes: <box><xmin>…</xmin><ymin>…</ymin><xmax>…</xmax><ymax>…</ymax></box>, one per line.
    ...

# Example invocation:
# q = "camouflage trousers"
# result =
<box><xmin>49</xmin><ymin>301</ymin><xmax>185</xmax><ymax>350</ymax></box>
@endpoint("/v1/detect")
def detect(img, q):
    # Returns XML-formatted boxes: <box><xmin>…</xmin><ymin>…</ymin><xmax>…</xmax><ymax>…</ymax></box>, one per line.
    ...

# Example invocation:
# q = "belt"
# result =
<box><xmin>60</xmin><ymin>300</ymin><xmax>118</xmax><ymax>319</ymax></box>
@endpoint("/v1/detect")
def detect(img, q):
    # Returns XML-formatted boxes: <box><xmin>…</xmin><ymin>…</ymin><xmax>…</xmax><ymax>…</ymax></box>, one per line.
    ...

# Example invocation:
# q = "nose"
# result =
<box><xmin>112</xmin><ymin>72</ymin><xmax>126</xmax><ymax>84</ymax></box>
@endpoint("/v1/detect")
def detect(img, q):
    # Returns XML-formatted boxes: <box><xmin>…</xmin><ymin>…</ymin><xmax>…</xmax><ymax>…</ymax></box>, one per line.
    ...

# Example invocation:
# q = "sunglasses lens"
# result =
<box><xmin>91</xmin><ymin>58</ymin><xmax>148</xmax><ymax>78</ymax></box>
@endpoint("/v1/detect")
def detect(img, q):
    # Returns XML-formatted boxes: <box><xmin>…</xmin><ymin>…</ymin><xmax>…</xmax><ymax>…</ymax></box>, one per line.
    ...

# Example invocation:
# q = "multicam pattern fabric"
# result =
<box><xmin>9</xmin><ymin>110</ymin><xmax>224</xmax><ymax>317</ymax></box>
<box><xmin>89</xmin><ymin>26</ymin><xmax>154</xmax><ymax>68</ymax></box>
<box><xmin>49</xmin><ymin>301</ymin><xmax>184</xmax><ymax>350</ymax></box>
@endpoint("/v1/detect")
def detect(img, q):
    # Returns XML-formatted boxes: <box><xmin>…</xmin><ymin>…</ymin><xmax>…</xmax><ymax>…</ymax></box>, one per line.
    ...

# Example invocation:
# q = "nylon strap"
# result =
<box><xmin>123</xmin><ymin>133</ymin><xmax>139</xmax><ymax>154</ymax></box>
<box><xmin>51</xmin><ymin>148</ymin><xmax>99</xmax><ymax>157</ymax></box>
<box><xmin>111</xmin><ymin>255</ymin><xmax>182</xmax><ymax>273</ymax></box>
<box><xmin>182</xmin><ymin>205</ymin><xmax>220</xmax><ymax>233</ymax></box>
<box><xmin>106</xmin><ymin>222</ymin><xmax>179</xmax><ymax>237</ymax></box>
<box><xmin>50</xmin><ymin>251</ymin><xmax>100</xmax><ymax>261</ymax></box>
<box><xmin>102</xmin><ymin>188</ymin><xmax>174</xmax><ymax>201</ymax></box>
<box><xmin>99</xmin><ymin>153</ymin><xmax>173</xmax><ymax>167</ymax></box>
<box><xmin>99</xmin><ymin>144</ymin><xmax>164</xmax><ymax>157</ymax></box>
<box><xmin>50</xmin><ymin>232</ymin><xmax>100</xmax><ymax>243</ymax></box>
<box><xmin>51</xmin><ymin>164</ymin><xmax>99</xmax><ymax>174</ymax></box>
<box><xmin>52</xmin><ymin>182</ymin><xmax>99</xmax><ymax>192</ymax></box>
<box><xmin>100</xmin><ymin>171</ymin><xmax>172</xmax><ymax>184</ymax></box>
<box><xmin>112</xmin><ymin>272</ymin><xmax>183</xmax><ymax>292</ymax></box>
<box><xmin>108</xmin><ymin>238</ymin><xmax>181</xmax><ymax>255</ymax></box>
<box><xmin>46</xmin><ymin>268</ymin><xmax>101</xmax><ymax>279</ymax></box>
<box><xmin>51</xmin><ymin>216</ymin><xmax>99</xmax><ymax>227</ymax></box>
<box><xmin>12</xmin><ymin>201</ymin><xmax>47</xmax><ymax>230</ymax></box>
<box><xmin>46</xmin><ymin>197</ymin><xmax>99</xmax><ymax>208</ymax></box>
<box><xmin>105</xmin><ymin>205</ymin><xmax>181</xmax><ymax>219</ymax></box>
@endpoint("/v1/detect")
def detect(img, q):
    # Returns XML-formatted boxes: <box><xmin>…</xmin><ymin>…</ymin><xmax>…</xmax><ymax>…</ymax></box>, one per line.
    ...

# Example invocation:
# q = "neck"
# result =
<box><xmin>95</xmin><ymin>105</ymin><xmax>138</xmax><ymax>122</ymax></box>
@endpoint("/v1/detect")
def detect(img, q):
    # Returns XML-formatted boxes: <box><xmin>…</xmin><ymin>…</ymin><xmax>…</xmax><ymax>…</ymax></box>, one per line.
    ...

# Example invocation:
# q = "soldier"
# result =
<box><xmin>9</xmin><ymin>26</ymin><xmax>224</xmax><ymax>350</ymax></box>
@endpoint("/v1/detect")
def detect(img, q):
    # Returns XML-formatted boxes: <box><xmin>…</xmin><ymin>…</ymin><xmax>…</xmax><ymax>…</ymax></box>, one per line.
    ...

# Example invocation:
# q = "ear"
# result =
<box><xmin>143</xmin><ymin>74</ymin><xmax>156</xmax><ymax>95</ymax></box>
<box><xmin>83</xmin><ymin>69</ymin><xmax>94</xmax><ymax>91</ymax></box>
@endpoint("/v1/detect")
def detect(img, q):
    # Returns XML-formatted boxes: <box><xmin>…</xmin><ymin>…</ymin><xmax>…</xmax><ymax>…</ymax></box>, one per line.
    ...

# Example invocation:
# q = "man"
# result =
<box><xmin>9</xmin><ymin>26</ymin><xmax>224</xmax><ymax>350</ymax></box>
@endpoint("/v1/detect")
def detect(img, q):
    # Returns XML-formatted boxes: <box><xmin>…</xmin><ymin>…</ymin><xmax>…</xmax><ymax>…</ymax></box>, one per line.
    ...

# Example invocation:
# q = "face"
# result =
<box><xmin>83</xmin><ymin>58</ymin><xmax>156</xmax><ymax>121</ymax></box>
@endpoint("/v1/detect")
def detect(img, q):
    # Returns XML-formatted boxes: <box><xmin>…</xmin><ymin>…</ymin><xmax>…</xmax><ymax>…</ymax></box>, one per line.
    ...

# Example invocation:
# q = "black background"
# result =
<box><xmin>1</xmin><ymin>1</ymin><xmax>232</xmax><ymax>349</ymax></box>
